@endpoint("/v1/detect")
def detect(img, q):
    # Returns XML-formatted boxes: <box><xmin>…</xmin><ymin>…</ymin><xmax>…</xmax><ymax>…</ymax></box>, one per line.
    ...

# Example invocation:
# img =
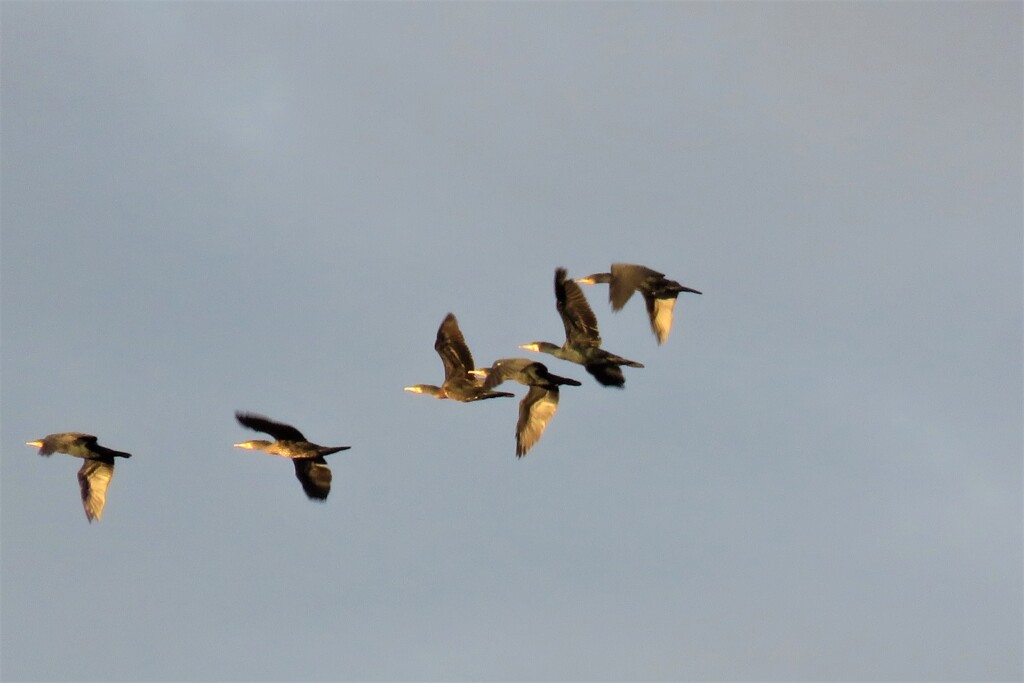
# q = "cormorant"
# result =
<box><xmin>233</xmin><ymin>412</ymin><xmax>350</xmax><ymax>501</ymax></box>
<box><xmin>521</xmin><ymin>268</ymin><xmax>644</xmax><ymax>387</ymax></box>
<box><xmin>404</xmin><ymin>312</ymin><xmax>514</xmax><ymax>402</ymax></box>
<box><xmin>471</xmin><ymin>358</ymin><xmax>581</xmax><ymax>457</ymax></box>
<box><xmin>576</xmin><ymin>263</ymin><xmax>702</xmax><ymax>344</ymax></box>
<box><xmin>25</xmin><ymin>432</ymin><xmax>131</xmax><ymax>523</ymax></box>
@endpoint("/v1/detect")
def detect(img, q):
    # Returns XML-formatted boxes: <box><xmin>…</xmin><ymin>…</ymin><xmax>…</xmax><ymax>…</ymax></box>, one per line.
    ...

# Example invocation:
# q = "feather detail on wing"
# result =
<box><xmin>555</xmin><ymin>269</ymin><xmax>601</xmax><ymax>347</ymax></box>
<box><xmin>516</xmin><ymin>386</ymin><xmax>559</xmax><ymax>457</ymax></box>
<box><xmin>78</xmin><ymin>458</ymin><xmax>114</xmax><ymax>523</ymax></box>
<box><xmin>435</xmin><ymin>313</ymin><xmax>475</xmax><ymax>380</ymax></box>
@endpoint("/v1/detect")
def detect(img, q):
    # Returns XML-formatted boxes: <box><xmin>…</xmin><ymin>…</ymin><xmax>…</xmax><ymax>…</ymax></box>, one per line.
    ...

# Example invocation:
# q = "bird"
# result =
<box><xmin>404</xmin><ymin>312</ymin><xmax>515</xmax><ymax>402</ymax></box>
<box><xmin>233</xmin><ymin>412</ymin><xmax>350</xmax><ymax>501</ymax></box>
<box><xmin>576</xmin><ymin>263</ymin><xmax>702</xmax><ymax>344</ymax></box>
<box><xmin>471</xmin><ymin>358</ymin><xmax>581</xmax><ymax>457</ymax></box>
<box><xmin>25</xmin><ymin>432</ymin><xmax>132</xmax><ymax>523</ymax></box>
<box><xmin>521</xmin><ymin>267</ymin><xmax>644</xmax><ymax>387</ymax></box>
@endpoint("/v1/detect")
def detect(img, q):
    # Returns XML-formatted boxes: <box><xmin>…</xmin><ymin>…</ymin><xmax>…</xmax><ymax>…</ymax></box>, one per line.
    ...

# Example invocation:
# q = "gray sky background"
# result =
<box><xmin>2</xmin><ymin>3</ymin><xmax>1021</xmax><ymax>681</ymax></box>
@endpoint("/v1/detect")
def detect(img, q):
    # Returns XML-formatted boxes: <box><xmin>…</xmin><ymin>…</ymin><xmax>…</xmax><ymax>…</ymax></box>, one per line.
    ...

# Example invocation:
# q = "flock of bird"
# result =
<box><xmin>26</xmin><ymin>264</ymin><xmax>702</xmax><ymax>523</ymax></box>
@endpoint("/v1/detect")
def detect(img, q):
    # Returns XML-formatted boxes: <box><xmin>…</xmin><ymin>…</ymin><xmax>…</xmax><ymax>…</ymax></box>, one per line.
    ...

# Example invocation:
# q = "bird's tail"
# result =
<box><xmin>97</xmin><ymin>446</ymin><xmax>132</xmax><ymax>459</ymax></box>
<box><xmin>470</xmin><ymin>391</ymin><xmax>515</xmax><ymax>402</ymax></box>
<box><xmin>607</xmin><ymin>353</ymin><xmax>644</xmax><ymax>369</ymax></box>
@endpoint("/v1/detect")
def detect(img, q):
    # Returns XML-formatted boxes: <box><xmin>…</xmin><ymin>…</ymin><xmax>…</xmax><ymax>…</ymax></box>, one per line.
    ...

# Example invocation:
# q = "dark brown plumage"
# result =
<box><xmin>405</xmin><ymin>313</ymin><xmax>514</xmax><ymax>402</ymax></box>
<box><xmin>26</xmin><ymin>432</ymin><xmax>132</xmax><ymax>523</ymax></box>
<box><xmin>471</xmin><ymin>358</ymin><xmax>581</xmax><ymax>457</ymax></box>
<box><xmin>233</xmin><ymin>412</ymin><xmax>350</xmax><ymax>501</ymax></box>
<box><xmin>577</xmin><ymin>263</ymin><xmax>702</xmax><ymax>344</ymax></box>
<box><xmin>521</xmin><ymin>268</ymin><xmax>644</xmax><ymax>387</ymax></box>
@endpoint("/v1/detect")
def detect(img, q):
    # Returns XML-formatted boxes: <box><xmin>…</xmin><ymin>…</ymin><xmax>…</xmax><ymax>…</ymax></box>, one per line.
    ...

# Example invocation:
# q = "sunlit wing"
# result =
<box><xmin>646</xmin><ymin>296</ymin><xmax>677</xmax><ymax>345</ymax></box>
<box><xmin>77</xmin><ymin>458</ymin><xmax>114</xmax><ymax>523</ymax></box>
<box><xmin>516</xmin><ymin>386</ymin><xmax>559</xmax><ymax>457</ymax></box>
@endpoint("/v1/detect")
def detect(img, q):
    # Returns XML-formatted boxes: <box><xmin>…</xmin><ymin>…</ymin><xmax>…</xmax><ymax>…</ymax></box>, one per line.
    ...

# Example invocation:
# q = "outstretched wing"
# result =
<box><xmin>516</xmin><ymin>386</ymin><xmax>559</xmax><ymax>457</ymax></box>
<box><xmin>78</xmin><ymin>457</ymin><xmax>114</xmax><ymax>523</ymax></box>
<box><xmin>646</xmin><ymin>295</ymin><xmax>677</xmax><ymax>345</ymax></box>
<box><xmin>293</xmin><ymin>457</ymin><xmax>332</xmax><ymax>501</ymax></box>
<box><xmin>608</xmin><ymin>263</ymin><xmax>661</xmax><ymax>311</ymax></box>
<box><xmin>584</xmin><ymin>361</ymin><xmax>626</xmax><ymax>387</ymax></box>
<box><xmin>434</xmin><ymin>313</ymin><xmax>475</xmax><ymax>380</ymax></box>
<box><xmin>555</xmin><ymin>268</ymin><xmax>601</xmax><ymax>347</ymax></box>
<box><xmin>235</xmin><ymin>412</ymin><xmax>306</xmax><ymax>442</ymax></box>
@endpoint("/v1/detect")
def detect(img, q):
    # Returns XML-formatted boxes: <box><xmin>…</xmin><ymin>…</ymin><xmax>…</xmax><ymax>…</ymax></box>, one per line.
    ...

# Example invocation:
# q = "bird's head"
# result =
<box><xmin>520</xmin><ymin>342</ymin><xmax>560</xmax><ymax>355</ymax></box>
<box><xmin>233</xmin><ymin>440</ymin><xmax>271</xmax><ymax>451</ymax></box>
<box><xmin>575</xmin><ymin>273</ymin><xmax>611</xmax><ymax>285</ymax></box>
<box><xmin>404</xmin><ymin>384</ymin><xmax>446</xmax><ymax>399</ymax></box>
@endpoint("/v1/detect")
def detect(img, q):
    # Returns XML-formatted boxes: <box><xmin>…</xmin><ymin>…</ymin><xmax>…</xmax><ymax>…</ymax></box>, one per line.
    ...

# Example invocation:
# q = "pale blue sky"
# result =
<box><xmin>2</xmin><ymin>2</ymin><xmax>1021</xmax><ymax>680</ymax></box>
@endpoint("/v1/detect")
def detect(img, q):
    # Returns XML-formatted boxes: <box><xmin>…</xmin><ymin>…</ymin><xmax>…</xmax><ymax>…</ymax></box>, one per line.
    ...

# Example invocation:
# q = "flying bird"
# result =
<box><xmin>471</xmin><ymin>358</ymin><xmax>581</xmax><ymax>457</ymax></box>
<box><xmin>404</xmin><ymin>312</ymin><xmax>515</xmax><ymax>402</ymax></box>
<box><xmin>26</xmin><ymin>432</ymin><xmax>132</xmax><ymax>523</ymax></box>
<box><xmin>233</xmin><ymin>412</ymin><xmax>350</xmax><ymax>501</ymax></box>
<box><xmin>576</xmin><ymin>263</ymin><xmax>702</xmax><ymax>344</ymax></box>
<box><xmin>521</xmin><ymin>268</ymin><xmax>644</xmax><ymax>387</ymax></box>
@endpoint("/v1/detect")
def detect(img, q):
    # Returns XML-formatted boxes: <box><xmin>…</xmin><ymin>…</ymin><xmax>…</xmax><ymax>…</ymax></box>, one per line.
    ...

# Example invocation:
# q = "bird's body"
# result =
<box><xmin>26</xmin><ymin>432</ymin><xmax>131</xmax><ymax>523</ymax></box>
<box><xmin>233</xmin><ymin>412</ymin><xmax>349</xmax><ymax>501</ymax></box>
<box><xmin>405</xmin><ymin>313</ymin><xmax>514</xmax><ymax>402</ymax></box>
<box><xmin>577</xmin><ymin>263</ymin><xmax>702</xmax><ymax>344</ymax></box>
<box><xmin>471</xmin><ymin>358</ymin><xmax>581</xmax><ymax>457</ymax></box>
<box><xmin>522</xmin><ymin>268</ymin><xmax>644</xmax><ymax>387</ymax></box>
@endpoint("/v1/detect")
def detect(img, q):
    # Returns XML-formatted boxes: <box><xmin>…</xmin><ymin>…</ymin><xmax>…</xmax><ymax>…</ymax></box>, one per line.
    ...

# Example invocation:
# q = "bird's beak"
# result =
<box><xmin>681</xmin><ymin>286</ymin><xmax>703</xmax><ymax>295</ymax></box>
<box><xmin>519</xmin><ymin>343</ymin><xmax>540</xmax><ymax>352</ymax></box>
<box><xmin>468</xmin><ymin>369</ymin><xmax>487</xmax><ymax>378</ymax></box>
<box><xmin>403</xmin><ymin>386</ymin><xmax>421</xmax><ymax>393</ymax></box>
<box><xmin>26</xmin><ymin>440</ymin><xmax>42</xmax><ymax>448</ymax></box>
<box><xmin>233</xmin><ymin>442</ymin><xmax>253</xmax><ymax>449</ymax></box>
<box><xmin>575</xmin><ymin>277</ymin><xmax>595</xmax><ymax>285</ymax></box>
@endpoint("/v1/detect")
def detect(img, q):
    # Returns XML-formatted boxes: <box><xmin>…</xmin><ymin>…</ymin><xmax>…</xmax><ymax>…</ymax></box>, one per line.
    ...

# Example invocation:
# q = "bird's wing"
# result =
<box><xmin>435</xmin><ymin>313</ymin><xmax>475</xmax><ymax>380</ymax></box>
<box><xmin>584</xmin><ymin>361</ymin><xmax>626</xmax><ymax>387</ymax></box>
<box><xmin>293</xmin><ymin>457</ymin><xmax>332</xmax><ymax>501</ymax></box>
<box><xmin>646</xmin><ymin>296</ymin><xmax>676</xmax><ymax>345</ymax></box>
<box><xmin>516</xmin><ymin>386</ymin><xmax>559</xmax><ymax>457</ymax></box>
<box><xmin>235</xmin><ymin>412</ymin><xmax>306</xmax><ymax>441</ymax></box>
<box><xmin>608</xmin><ymin>263</ymin><xmax>660</xmax><ymax>311</ymax></box>
<box><xmin>77</xmin><ymin>458</ymin><xmax>114</xmax><ymax>523</ymax></box>
<box><xmin>555</xmin><ymin>268</ymin><xmax>601</xmax><ymax>346</ymax></box>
